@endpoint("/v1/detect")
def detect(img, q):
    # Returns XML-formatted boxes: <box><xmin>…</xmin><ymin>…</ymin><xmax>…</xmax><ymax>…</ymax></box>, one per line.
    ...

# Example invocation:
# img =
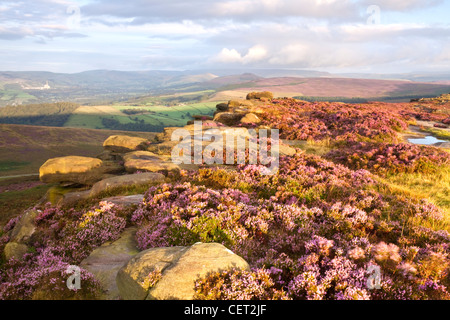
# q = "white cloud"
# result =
<box><xmin>213</xmin><ymin>45</ymin><xmax>268</xmax><ymax>65</ymax></box>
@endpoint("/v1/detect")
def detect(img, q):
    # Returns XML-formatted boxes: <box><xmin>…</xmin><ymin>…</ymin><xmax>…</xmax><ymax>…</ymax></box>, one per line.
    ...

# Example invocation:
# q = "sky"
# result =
<box><xmin>0</xmin><ymin>0</ymin><xmax>449</xmax><ymax>74</ymax></box>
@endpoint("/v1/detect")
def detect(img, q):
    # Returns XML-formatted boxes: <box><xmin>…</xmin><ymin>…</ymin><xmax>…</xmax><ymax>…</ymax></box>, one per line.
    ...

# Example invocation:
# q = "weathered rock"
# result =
<box><xmin>116</xmin><ymin>242</ymin><xmax>250</xmax><ymax>300</ymax></box>
<box><xmin>117</xmin><ymin>246</ymin><xmax>187</xmax><ymax>300</ymax></box>
<box><xmin>228</xmin><ymin>100</ymin><xmax>254</xmax><ymax>108</ymax></box>
<box><xmin>10</xmin><ymin>210</ymin><xmax>38</xmax><ymax>243</ymax></box>
<box><xmin>39</xmin><ymin>156</ymin><xmax>107</xmax><ymax>185</ymax></box>
<box><xmin>192</xmin><ymin>115</ymin><xmax>214</xmax><ymax>121</ymax></box>
<box><xmin>246</xmin><ymin>91</ymin><xmax>274</xmax><ymax>100</ymax></box>
<box><xmin>96</xmin><ymin>150</ymin><xmax>123</xmax><ymax>162</ymax></box>
<box><xmin>103</xmin><ymin>135</ymin><xmax>149</xmax><ymax>153</ymax></box>
<box><xmin>3</xmin><ymin>242</ymin><xmax>29</xmax><ymax>261</ymax></box>
<box><xmin>213</xmin><ymin>112</ymin><xmax>245</xmax><ymax>126</ymax></box>
<box><xmin>59</xmin><ymin>190</ymin><xmax>91</xmax><ymax>207</ymax></box>
<box><xmin>146</xmin><ymin>141</ymin><xmax>180</xmax><ymax>155</ymax></box>
<box><xmin>216</xmin><ymin>103</ymin><xmax>229</xmax><ymax>112</ymax></box>
<box><xmin>278</xmin><ymin>143</ymin><xmax>297</xmax><ymax>156</ymax></box>
<box><xmin>80</xmin><ymin>228</ymin><xmax>140</xmax><ymax>300</ymax></box>
<box><xmin>89</xmin><ymin>172</ymin><xmax>165</xmax><ymax>198</ymax></box>
<box><xmin>240</xmin><ymin>113</ymin><xmax>261</xmax><ymax>125</ymax></box>
<box><xmin>123</xmin><ymin>151</ymin><xmax>180</xmax><ymax>174</ymax></box>
<box><xmin>102</xmin><ymin>194</ymin><xmax>145</xmax><ymax>207</ymax></box>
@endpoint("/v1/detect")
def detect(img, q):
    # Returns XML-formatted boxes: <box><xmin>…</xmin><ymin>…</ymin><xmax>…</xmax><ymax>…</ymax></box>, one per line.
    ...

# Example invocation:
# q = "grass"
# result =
<box><xmin>421</xmin><ymin>127</ymin><xmax>450</xmax><ymax>140</ymax></box>
<box><xmin>0</xmin><ymin>161</ymin><xmax>30</xmax><ymax>173</ymax></box>
<box><xmin>0</xmin><ymin>182</ymin><xmax>52</xmax><ymax>228</ymax></box>
<box><xmin>380</xmin><ymin>166</ymin><xmax>450</xmax><ymax>216</ymax></box>
<box><xmin>64</xmin><ymin>102</ymin><xmax>217</xmax><ymax>130</ymax></box>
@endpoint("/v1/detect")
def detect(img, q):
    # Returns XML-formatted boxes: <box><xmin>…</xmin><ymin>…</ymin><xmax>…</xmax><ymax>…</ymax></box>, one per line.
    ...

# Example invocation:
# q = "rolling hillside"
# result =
<box><xmin>0</xmin><ymin>124</ymin><xmax>157</xmax><ymax>177</ymax></box>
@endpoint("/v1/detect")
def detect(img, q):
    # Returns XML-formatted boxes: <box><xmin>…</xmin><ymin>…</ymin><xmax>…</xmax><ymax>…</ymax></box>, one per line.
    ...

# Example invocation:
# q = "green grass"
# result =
<box><xmin>64</xmin><ymin>102</ymin><xmax>217</xmax><ymax>130</ymax></box>
<box><xmin>0</xmin><ymin>183</ymin><xmax>52</xmax><ymax>228</ymax></box>
<box><xmin>0</xmin><ymin>161</ymin><xmax>31</xmax><ymax>173</ymax></box>
<box><xmin>421</xmin><ymin>128</ymin><xmax>450</xmax><ymax>140</ymax></box>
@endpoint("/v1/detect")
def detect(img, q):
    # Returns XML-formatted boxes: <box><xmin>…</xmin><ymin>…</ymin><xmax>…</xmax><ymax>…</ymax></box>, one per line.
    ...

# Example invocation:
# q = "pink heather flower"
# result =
<box><xmin>348</xmin><ymin>247</ymin><xmax>366</xmax><ymax>261</ymax></box>
<box><xmin>372</xmin><ymin>242</ymin><xmax>402</xmax><ymax>265</ymax></box>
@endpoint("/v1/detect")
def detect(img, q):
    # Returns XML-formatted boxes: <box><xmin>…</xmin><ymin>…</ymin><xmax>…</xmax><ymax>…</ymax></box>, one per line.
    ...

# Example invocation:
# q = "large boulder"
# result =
<box><xmin>80</xmin><ymin>228</ymin><xmax>140</xmax><ymax>300</ymax></box>
<box><xmin>123</xmin><ymin>151</ymin><xmax>180</xmax><ymax>175</ymax></box>
<box><xmin>116</xmin><ymin>242</ymin><xmax>250</xmax><ymax>300</ymax></box>
<box><xmin>39</xmin><ymin>156</ymin><xmax>109</xmax><ymax>185</ymax></box>
<box><xmin>246</xmin><ymin>91</ymin><xmax>274</xmax><ymax>101</ymax></box>
<box><xmin>101</xmin><ymin>194</ymin><xmax>145</xmax><ymax>207</ymax></box>
<box><xmin>3</xmin><ymin>242</ymin><xmax>29</xmax><ymax>261</ymax></box>
<box><xmin>89</xmin><ymin>172</ymin><xmax>165</xmax><ymax>198</ymax></box>
<box><xmin>240</xmin><ymin>113</ymin><xmax>262</xmax><ymax>125</ymax></box>
<box><xmin>103</xmin><ymin>135</ymin><xmax>149</xmax><ymax>153</ymax></box>
<box><xmin>213</xmin><ymin>112</ymin><xmax>245</xmax><ymax>126</ymax></box>
<box><xmin>9</xmin><ymin>210</ymin><xmax>38</xmax><ymax>243</ymax></box>
<box><xmin>216</xmin><ymin>103</ymin><xmax>229</xmax><ymax>112</ymax></box>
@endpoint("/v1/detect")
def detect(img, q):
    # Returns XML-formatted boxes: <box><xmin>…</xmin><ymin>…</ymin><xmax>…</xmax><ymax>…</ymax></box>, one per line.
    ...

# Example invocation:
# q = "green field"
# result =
<box><xmin>64</xmin><ymin>102</ymin><xmax>218</xmax><ymax>130</ymax></box>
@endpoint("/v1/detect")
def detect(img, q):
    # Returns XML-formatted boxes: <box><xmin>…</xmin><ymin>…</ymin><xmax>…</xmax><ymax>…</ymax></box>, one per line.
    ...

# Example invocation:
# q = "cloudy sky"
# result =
<box><xmin>0</xmin><ymin>0</ymin><xmax>449</xmax><ymax>74</ymax></box>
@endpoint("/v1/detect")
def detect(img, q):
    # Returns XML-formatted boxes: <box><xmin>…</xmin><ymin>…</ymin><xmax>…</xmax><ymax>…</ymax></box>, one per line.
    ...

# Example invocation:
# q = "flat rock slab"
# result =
<box><xmin>89</xmin><ymin>172</ymin><xmax>165</xmax><ymax>198</ymax></box>
<box><xmin>103</xmin><ymin>135</ymin><xmax>149</xmax><ymax>153</ymax></box>
<box><xmin>80</xmin><ymin>228</ymin><xmax>140</xmax><ymax>300</ymax></box>
<box><xmin>116</xmin><ymin>242</ymin><xmax>250</xmax><ymax>300</ymax></box>
<box><xmin>123</xmin><ymin>151</ymin><xmax>180</xmax><ymax>174</ymax></box>
<box><xmin>102</xmin><ymin>194</ymin><xmax>145</xmax><ymax>207</ymax></box>
<box><xmin>39</xmin><ymin>156</ymin><xmax>114</xmax><ymax>185</ymax></box>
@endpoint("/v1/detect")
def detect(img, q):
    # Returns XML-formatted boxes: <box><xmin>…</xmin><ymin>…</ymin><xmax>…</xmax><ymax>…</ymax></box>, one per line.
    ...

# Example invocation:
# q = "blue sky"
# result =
<box><xmin>0</xmin><ymin>0</ymin><xmax>449</xmax><ymax>74</ymax></box>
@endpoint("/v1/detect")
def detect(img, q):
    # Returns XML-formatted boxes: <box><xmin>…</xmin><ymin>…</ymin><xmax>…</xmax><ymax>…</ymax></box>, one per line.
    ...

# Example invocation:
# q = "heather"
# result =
<box><xmin>1</xmin><ymin>97</ymin><xmax>449</xmax><ymax>300</ymax></box>
<box><xmin>0</xmin><ymin>201</ymin><xmax>128</xmax><ymax>299</ymax></box>
<box><xmin>325</xmin><ymin>142</ymin><xmax>450</xmax><ymax>175</ymax></box>
<box><xmin>132</xmin><ymin>153</ymin><xmax>450</xmax><ymax>300</ymax></box>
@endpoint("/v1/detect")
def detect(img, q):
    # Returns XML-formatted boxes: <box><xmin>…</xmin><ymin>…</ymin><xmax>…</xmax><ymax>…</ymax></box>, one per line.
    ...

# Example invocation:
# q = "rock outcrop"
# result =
<box><xmin>80</xmin><ymin>228</ymin><xmax>140</xmax><ymax>300</ymax></box>
<box><xmin>123</xmin><ymin>151</ymin><xmax>180</xmax><ymax>174</ymax></box>
<box><xmin>39</xmin><ymin>156</ymin><xmax>116</xmax><ymax>185</ymax></box>
<box><xmin>116</xmin><ymin>242</ymin><xmax>250</xmax><ymax>300</ymax></box>
<box><xmin>89</xmin><ymin>172</ymin><xmax>165</xmax><ymax>198</ymax></box>
<box><xmin>103</xmin><ymin>135</ymin><xmax>149</xmax><ymax>153</ymax></box>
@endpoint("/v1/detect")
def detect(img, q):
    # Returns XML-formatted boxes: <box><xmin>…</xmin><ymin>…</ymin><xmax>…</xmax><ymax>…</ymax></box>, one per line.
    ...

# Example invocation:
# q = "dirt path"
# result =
<box><xmin>0</xmin><ymin>173</ymin><xmax>39</xmax><ymax>180</ymax></box>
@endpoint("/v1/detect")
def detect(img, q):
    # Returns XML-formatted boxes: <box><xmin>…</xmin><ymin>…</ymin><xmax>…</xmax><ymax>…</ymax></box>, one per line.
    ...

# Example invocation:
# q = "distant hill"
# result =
<box><xmin>2</xmin><ymin>69</ymin><xmax>450</xmax><ymax>107</ymax></box>
<box><xmin>210</xmin><ymin>77</ymin><xmax>450</xmax><ymax>101</ymax></box>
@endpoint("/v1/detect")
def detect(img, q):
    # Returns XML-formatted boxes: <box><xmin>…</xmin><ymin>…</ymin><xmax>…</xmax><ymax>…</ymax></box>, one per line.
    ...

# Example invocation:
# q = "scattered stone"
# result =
<box><xmin>102</xmin><ymin>194</ymin><xmax>145</xmax><ymax>207</ymax></box>
<box><xmin>116</xmin><ymin>242</ymin><xmax>250</xmax><ymax>300</ymax></box>
<box><xmin>39</xmin><ymin>156</ymin><xmax>109</xmax><ymax>185</ymax></box>
<box><xmin>213</xmin><ymin>112</ymin><xmax>245</xmax><ymax>126</ymax></box>
<box><xmin>228</xmin><ymin>100</ymin><xmax>254</xmax><ymax>108</ymax></box>
<box><xmin>103</xmin><ymin>135</ymin><xmax>149</xmax><ymax>153</ymax></box>
<box><xmin>96</xmin><ymin>150</ymin><xmax>123</xmax><ymax>162</ymax></box>
<box><xmin>89</xmin><ymin>172</ymin><xmax>165</xmax><ymax>198</ymax></box>
<box><xmin>278</xmin><ymin>143</ymin><xmax>297</xmax><ymax>156</ymax></box>
<box><xmin>123</xmin><ymin>151</ymin><xmax>180</xmax><ymax>174</ymax></box>
<box><xmin>9</xmin><ymin>210</ymin><xmax>38</xmax><ymax>243</ymax></box>
<box><xmin>59</xmin><ymin>190</ymin><xmax>91</xmax><ymax>207</ymax></box>
<box><xmin>3</xmin><ymin>242</ymin><xmax>29</xmax><ymax>261</ymax></box>
<box><xmin>216</xmin><ymin>103</ymin><xmax>229</xmax><ymax>112</ymax></box>
<box><xmin>246</xmin><ymin>91</ymin><xmax>274</xmax><ymax>101</ymax></box>
<box><xmin>146</xmin><ymin>141</ymin><xmax>180</xmax><ymax>155</ymax></box>
<box><xmin>80</xmin><ymin>228</ymin><xmax>140</xmax><ymax>300</ymax></box>
<box><xmin>192</xmin><ymin>115</ymin><xmax>214</xmax><ymax>121</ymax></box>
<box><xmin>240</xmin><ymin>113</ymin><xmax>261</xmax><ymax>125</ymax></box>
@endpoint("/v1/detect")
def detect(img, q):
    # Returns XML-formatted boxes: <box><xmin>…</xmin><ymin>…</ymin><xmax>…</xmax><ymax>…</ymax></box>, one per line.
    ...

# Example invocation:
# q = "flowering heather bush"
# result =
<box><xmin>0</xmin><ymin>201</ymin><xmax>127</xmax><ymax>299</ymax></box>
<box><xmin>0</xmin><ymin>249</ymin><xmax>101</xmax><ymax>300</ymax></box>
<box><xmin>258</xmin><ymin>99</ymin><xmax>411</xmax><ymax>143</ymax></box>
<box><xmin>134</xmin><ymin>153</ymin><xmax>449</xmax><ymax>300</ymax></box>
<box><xmin>325</xmin><ymin>142</ymin><xmax>450</xmax><ymax>175</ymax></box>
